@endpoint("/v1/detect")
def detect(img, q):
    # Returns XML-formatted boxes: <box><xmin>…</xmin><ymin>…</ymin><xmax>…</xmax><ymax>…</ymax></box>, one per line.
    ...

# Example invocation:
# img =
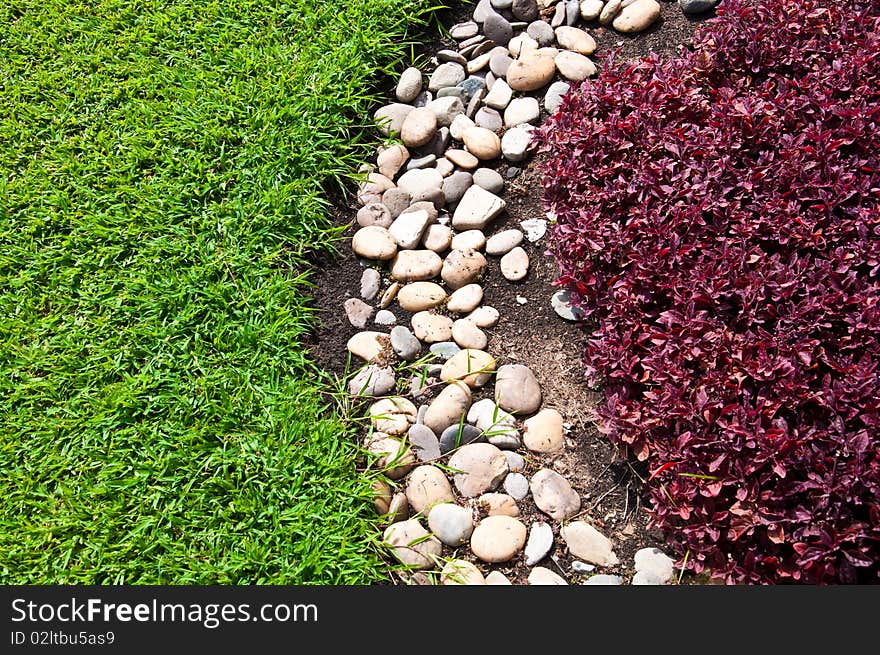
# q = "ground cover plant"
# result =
<box><xmin>537</xmin><ymin>0</ymin><xmax>880</xmax><ymax>583</ymax></box>
<box><xmin>0</xmin><ymin>0</ymin><xmax>433</xmax><ymax>583</ymax></box>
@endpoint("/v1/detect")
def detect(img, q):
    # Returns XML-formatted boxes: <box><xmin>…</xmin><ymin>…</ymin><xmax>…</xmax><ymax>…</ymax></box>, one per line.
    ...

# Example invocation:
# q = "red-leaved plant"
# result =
<box><xmin>535</xmin><ymin>0</ymin><xmax>880</xmax><ymax>583</ymax></box>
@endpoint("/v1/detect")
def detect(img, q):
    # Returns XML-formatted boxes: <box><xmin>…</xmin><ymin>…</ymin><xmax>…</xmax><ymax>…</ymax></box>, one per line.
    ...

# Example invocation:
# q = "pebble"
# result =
<box><xmin>428</xmin><ymin>341</ymin><xmax>461</xmax><ymax>361</ymax></box>
<box><xmin>440</xmin><ymin>348</ymin><xmax>496</xmax><ymax>388</ymax></box>
<box><xmin>390</xmin><ymin>325</ymin><xmax>421</xmax><ymax>360</ymax></box>
<box><xmin>561</xmin><ymin>521</ymin><xmax>620</xmax><ymax>566</ymax></box>
<box><xmin>396</xmin><ymin>168</ymin><xmax>443</xmax><ymax>200</ymax></box>
<box><xmin>373</xmin><ymin>479</ymin><xmax>393</xmax><ymax>516</ymax></box>
<box><xmin>555</xmin><ymin>26</ymin><xmax>597</xmax><ymax>55</ymax></box>
<box><xmin>379</xmin><ymin>281</ymin><xmax>400</xmax><ymax>308</ymax></box>
<box><xmin>472</xmin><ymin>167</ymin><xmax>505</xmax><ymax>194</ymax></box>
<box><xmin>473</xmin><ymin>0</ymin><xmax>494</xmax><ymax>22</ymax></box>
<box><xmin>440</xmin><ymin>559</ymin><xmax>486</xmax><ymax>585</ymax></box>
<box><xmin>391</xmin><ymin>250</ymin><xmax>443</xmax><ymax>282</ymax></box>
<box><xmin>397</xmin><ymin>282</ymin><xmax>447</xmax><ymax>312</ymax></box>
<box><xmin>613</xmin><ymin>0</ymin><xmax>661</xmax><ymax>33</ymax></box>
<box><xmin>555</xmin><ymin>50</ymin><xmax>597</xmax><ymax>81</ymax></box>
<box><xmin>343</xmin><ymin>297</ymin><xmax>374</xmax><ymax>329</ymax></box>
<box><xmin>504</xmin><ymin>97</ymin><xmax>540</xmax><ymax>128</ymax></box>
<box><xmin>347</xmin><ymin>331</ymin><xmax>391</xmax><ymax>364</ymax></box>
<box><xmin>515</xmin><ymin>294</ymin><xmax>528</xmax><ymax>304</ymax></box>
<box><xmin>501</xmin><ymin>126</ymin><xmax>532</xmax><ymax>163</ymax></box>
<box><xmin>445</xmin><ymin>149</ymin><xmax>479</xmax><ymax>170</ymax></box>
<box><xmin>382</xmin><ymin>188</ymin><xmax>412</xmax><ymax>219</ymax></box>
<box><xmin>477</xmin><ymin>492</ymin><xmax>520</xmax><ymax>517</ymax></box>
<box><xmin>413</xmin><ymin>89</ymin><xmax>433</xmax><ymax>108</ymax></box>
<box><xmin>367</xmin><ymin>437</ymin><xmax>415</xmax><ymax>479</ymax></box>
<box><xmin>489</xmin><ymin>52</ymin><xmax>513</xmax><ymax>78</ymax></box>
<box><xmin>462</xmin><ymin>126</ymin><xmax>502</xmax><ymax>160</ymax></box>
<box><xmin>401</xmin><ymin>107</ymin><xmax>438</xmax><ymax>149</ymax></box>
<box><xmin>467</xmin><ymin>52</ymin><xmax>492</xmax><ymax>75</ymax></box>
<box><xmin>452</xmin><ymin>185</ymin><xmax>506</xmax><ymax>231</ymax></box>
<box><xmin>580</xmin><ymin>0</ymin><xmax>604</xmax><ymax>21</ymax></box>
<box><xmin>377</xmin><ymin>144</ymin><xmax>410</xmax><ymax>180</ymax></box>
<box><xmin>530</xmin><ymin>468</ymin><xmax>582</xmax><ymax>520</ymax></box>
<box><xmin>427</xmin><ymin>96</ymin><xmax>465</xmax><ymax>127</ymax></box>
<box><xmin>423</xmin><ymin>381</ymin><xmax>472</xmax><ymax>435</ymax></box>
<box><xmin>506</xmin><ymin>167</ymin><xmax>521</xmax><ymax>180</ymax></box>
<box><xmin>527</xmin><ymin>20</ymin><xmax>555</xmax><ymax>46</ymax></box>
<box><xmin>447</xmin><ymin>284</ymin><xmax>484</xmax><ymax>313</ymax></box>
<box><xmin>565</xmin><ymin>0</ymin><xmax>581</xmax><ymax>24</ymax></box>
<box><xmin>470</xmin><ymin>515</ymin><xmax>527</xmax><ymax>562</ymax></box>
<box><xmin>448</xmin><ymin>442</ymin><xmax>509</xmax><ymax>497</ymax></box>
<box><xmin>524</xmin><ymin>521</ymin><xmax>554</xmax><ymax>566</ymax></box>
<box><xmin>486</xmin><ymin>229</ymin><xmax>524</xmax><ymax>256</ymax></box>
<box><xmin>352</xmin><ymin>226</ymin><xmax>398</xmax><ymax>260</ymax></box>
<box><xmin>374</xmin><ymin>309</ymin><xmax>396</xmax><ymax>326</ymax></box>
<box><xmin>374</xmin><ymin>103</ymin><xmax>415</xmax><ymax>137</ymax></box>
<box><xmin>523</xmin><ymin>408</ymin><xmax>565</xmax><ymax>453</ymax></box>
<box><xmin>512</xmin><ymin>0</ymin><xmax>539</xmax><ymax>21</ymax></box>
<box><xmin>429</xmin><ymin>62</ymin><xmax>466</xmax><ymax>92</ymax></box>
<box><xmin>482</xmin><ymin>78</ymin><xmax>513</xmax><ymax>111</ymax></box>
<box><xmin>467</xmin><ymin>305</ymin><xmax>500</xmax><ymax>328</ymax></box>
<box><xmin>439</xmin><ymin>423</ymin><xmax>484</xmax><ymax>454</ymax></box>
<box><xmin>360</xmin><ymin>268</ymin><xmax>381</xmax><ymax>301</ymax></box>
<box><xmin>495</xmin><ymin>363</ymin><xmax>542</xmax><ymax>414</ymax></box>
<box><xmin>427</xmin><ymin>503</ymin><xmax>474</xmax><ymax>547</ymax></box>
<box><xmin>500</xmin><ymin>246</ymin><xmax>530</xmax><ymax>281</ymax></box>
<box><xmin>420</xmin><ymin>127</ymin><xmax>452</xmax><ymax>162</ymax></box>
<box><xmin>369</xmin><ymin>397</ymin><xmax>418</xmax><ymax>436</ymax></box>
<box><xmin>450</xmin><ymin>113</ymin><xmax>476</xmax><ymax>141</ymax></box>
<box><xmin>507</xmin><ymin>53</ymin><xmax>556</xmax><ymax>91</ymax></box>
<box><xmin>421</xmin><ymin>224</ymin><xmax>453</xmax><ymax>252</ymax></box>
<box><xmin>450</xmin><ymin>229</ymin><xmax>486</xmax><ymax>254</ymax></box>
<box><xmin>441</xmin><ymin>248</ymin><xmax>487</xmax><ymax>289</ymax></box>
<box><xmin>408</xmin><ymin>423</ymin><xmax>441</xmax><ymax>462</ymax></box>
<box><xmin>503</xmin><ymin>451</ymin><xmax>525</xmax><ymax>473</ymax></box>
<box><xmin>679</xmin><ymin>0</ymin><xmax>720</xmax><ymax>15</ymax></box>
<box><xmin>599</xmin><ymin>0</ymin><xmax>623</xmax><ymax>25</ymax></box>
<box><xmin>528</xmin><ymin>567</ymin><xmax>568</xmax><ymax>585</ymax></box>
<box><xmin>442</xmin><ymin>171</ymin><xmax>474</xmax><ymax>205</ymax></box>
<box><xmin>395</xmin><ymin>67</ymin><xmax>423</xmax><ymax>103</ymax></box>
<box><xmin>406</xmin><ymin>154</ymin><xmax>437</xmax><ymax>171</ymax></box>
<box><xmin>633</xmin><ymin>547</ymin><xmax>675</xmax><ymax>585</ymax></box>
<box><xmin>405</xmin><ymin>465</ymin><xmax>455</xmax><ymax>514</ymax></box>
<box><xmin>348</xmin><ymin>364</ymin><xmax>396</xmax><ymax>397</ymax></box>
<box><xmin>583</xmin><ymin>574</ymin><xmax>624</xmax><ymax>585</ymax></box>
<box><xmin>452</xmin><ymin>318</ymin><xmax>488</xmax><ymax>350</ymax></box>
<box><xmin>485</xmin><ymin>570</ymin><xmax>513</xmax><ymax>585</ymax></box>
<box><xmin>544</xmin><ymin>81</ymin><xmax>571</xmax><ymax>114</ymax></box>
<box><xmin>450</xmin><ymin>21</ymin><xmax>479</xmax><ymax>40</ymax></box>
<box><xmin>385</xmin><ymin>492</ymin><xmax>409</xmax><ymax>526</ymax></box>
<box><xmin>551</xmin><ymin>289</ymin><xmax>584</xmax><ymax>321</ymax></box>
<box><xmin>508</xmin><ymin>33</ymin><xmax>538</xmax><ymax>58</ymax></box>
<box><xmin>474</xmin><ymin>107</ymin><xmax>504</xmax><ymax>132</ymax></box>
<box><xmin>491</xmin><ymin>0</ymin><xmax>513</xmax><ymax>8</ymax></box>
<box><xmin>411</xmin><ymin>375</ymin><xmax>434</xmax><ymax>401</ymax></box>
<box><xmin>483</xmin><ymin>12</ymin><xmax>513</xmax><ymax>46</ymax></box>
<box><xmin>503</xmin><ymin>472</ymin><xmax>530</xmax><ymax>500</ymax></box>
<box><xmin>412</xmin><ymin>311</ymin><xmax>454</xmax><ymax>343</ymax></box>
<box><xmin>437</xmin><ymin>49</ymin><xmax>468</xmax><ymax>66</ymax></box>
<box><xmin>356</xmin><ymin>202</ymin><xmax>393</xmax><ymax>229</ymax></box>
<box><xmin>572</xmin><ymin>561</ymin><xmax>596</xmax><ymax>574</ymax></box>
<box><xmin>384</xmin><ymin>519</ymin><xmax>441</xmax><ymax>570</ymax></box>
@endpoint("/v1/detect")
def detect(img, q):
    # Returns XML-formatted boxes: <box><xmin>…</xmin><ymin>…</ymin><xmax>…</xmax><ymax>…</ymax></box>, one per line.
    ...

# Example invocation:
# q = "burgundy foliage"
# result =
<box><xmin>535</xmin><ymin>0</ymin><xmax>880</xmax><ymax>583</ymax></box>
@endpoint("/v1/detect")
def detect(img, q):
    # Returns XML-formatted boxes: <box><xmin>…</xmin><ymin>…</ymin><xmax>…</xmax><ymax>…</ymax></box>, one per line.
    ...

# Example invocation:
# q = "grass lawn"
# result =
<box><xmin>0</xmin><ymin>0</ymin><xmax>432</xmax><ymax>583</ymax></box>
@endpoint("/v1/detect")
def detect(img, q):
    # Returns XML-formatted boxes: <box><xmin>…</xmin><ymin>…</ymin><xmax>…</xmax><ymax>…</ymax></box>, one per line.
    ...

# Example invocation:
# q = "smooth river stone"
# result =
<box><xmin>467</xmin><ymin>305</ymin><xmax>500</xmax><ymax>327</ymax></box>
<box><xmin>352</xmin><ymin>226</ymin><xmax>398</xmax><ymax>260</ymax></box>
<box><xmin>530</xmin><ymin>468</ymin><xmax>582</xmax><ymax>521</ymax></box>
<box><xmin>555</xmin><ymin>26</ymin><xmax>597</xmax><ymax>55</ymax></box>
<box><xmin>429</xmin><ymin>504</ymin><xmax>476</xmax><ymax>547</ymax></box>
<box><xmin>523</xmin><ymin>408</ymin><xmax>565</xmax><ymax>453</ymax></box>
<box><xmin>612</xmin><ymin>0</ymin><xmax>661</xmax><ymax>33</ymax></box>
<box><xmin>448</xmin><ymin>443</ymin><xmax>509</xmax><ymax>497</ymax></box>
<box><xmin>440</xmin><ymin>559</ymin><xmax>486</xmax><ymax>585</ymax></box>
<box><xmin>441</xmin><ymin>248</ymin><xmax>487</xmax><ymax>290</ymax></box>
<box><xmin>369</xmin><ymin>397</ymin><xmax>418</xmax><ymax>436</ymax></box>
<box><xmin>384</xmin><ymin>519</ymin><xmax>441</xmax><ymax>569</ymax></box>
<box><xmin>347</xmin><ymin>331</ymin><xmax>391</xmax><ymax>364</ymax></box>
<box><xmin>405</xmin><ymin>464</ymin><xmax>455</xmax><ymax>514</ymax></box>
<box><xmin>506</xmin><ymin>54</ymin><xmax>556</xmax><ymax>91</ymax></box>
<box><xmin>411</xmin><ymin>311</ymin><xmax>454</xmax><ymax>343</ymax></box>
<box><xmin>423</xmin><ymin>381</ymin><xmax>472</xmax><ymax>435</ymax></box>
<box><xmin>397</xmin><ymin>282</ymin><xmax>447</xmax><ymax>312</ymax></box>
<box><xmin>470</xmin><ymin>515</ymin><xmax>527</xmax><ymax>562</ymax></box>
<box><xmin>561</xmin><ymin>521</ymin><xmax>620</xmax><ymax>566</ymax></box>
<box><xmin>500</xmin><ymin>246</ymin><xmax>530</xmax><ymax>281</ymax></box>
<box><xmin>377</xmin><ymin>143</ymin><xmax>410</xmax><ymax>180</ymax></box>
<box><xmin>452</xmin><ymin>185</ymin><xmax>506</xmax><ymax>231</ymax></box>
<box><xmin>462</xmin><ymin>126</ymin><xmax>502</xmax><ymax>160</ymax></box>
<box><xmin>374</xmin><ymin>103</ymin><xmax>415</xmax><ymax>137</ymax></box>
<box><xmin>447</xmin><ymin>284</ymin><xmax>484</xmax><ymax>313</ymax></box>
<box><xmin>441</xmin><ymin>348</ymin><xmax>496</xmax><ymax>388</ymax></box>
<box><xmin>555</xmin><ymin>51</ymin><xmax>597</xmax><ymax>82</ymax></box>
<box><xmin>486</xmin><ymin>229</ymin><xmax>524</xmax><ymax>255</ymax></box>
<box><xmin>421</xmin><ymin>224</ymin><xmax>453</xmax><ymax>252</ymax></box>
<box><xmin>390</xmin><ymin>250</ymin><xmax>443</xmax><ymax>282</ymax></box>
<box><xmin>395</xmin><ymin>67</ymin><xmax>423</xmax><ymax>103</ymax></box>
<box><xmin>495</xmin><ymin>363</ymin><xmax>542</xmax><ymax>414</ymax></box>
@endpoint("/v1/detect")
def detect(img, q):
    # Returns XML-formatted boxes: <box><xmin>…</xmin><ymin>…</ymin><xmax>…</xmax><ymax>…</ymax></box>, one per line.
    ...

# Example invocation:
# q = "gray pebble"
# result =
<box><xmin>526</xmin><ymin>20</ymin><xmax>555</xmax><ymax>46</ymax></box>
<box><xmin>442</xmin><ymin>171</ymin><xmax>474</xmax><ymax>206</ymax></box>
<box><xmin>429</xmin><ymin>341</ymin><xmax>461</xmax><ymax>361</ymax></box>
<box><xmin>679</xmin><ymin>0</ymin><xmax>720</xmax><ymax>15</ymax></box>
<box><xmin>437</xmin><ymin>49</ymin><xmax>468</xmax><ymax>66</ymax></box>
<box><xmin>473</xmin><ymin>168</ymin><xmax>504</xmax><ymax>194</ymax></box>
<box><xmin>409</xmin><ymin>424</ymin><xmax>441</xmax><ymax>462</ymax></box>
<box><xmin>512</xmin><ymin>0</ymin><xmax>539</xmax><ymax>22</ymax></box>
<box><xmin>474</xmin><ymin>107</ymin><xmax>503</xmax><ymax>132</ymax></box>
<box><xmin>450</xmin><ymin>21</ymin><xmax>479</xmax><ymax>40</ymax></box>
<box><xmin>503</xmin><ymin>472</ymin><xmax>530</xmax><ymax>500</ymax></box>
<box><xmin>348</xmin><ymin>365</ymin><xmax>396</xmax><ymax>397</ymax></box>
<box><xmin>391</xmin><ymin>325</ymin><xmax>421</xmax><ymax>360</ymax></box>
<box><xmin>565</xmin><ymin>0</ymin><xmax>580</xmax><ymax>25</ymax></box>
<box><xmin>488</xmin><ymin>433</ymin><xmax>521</xmax><ymax>450</ymax></box>
<box><xmin>572</xmin><ymin>561</ymin><xmax>596</xmax><ymax>574</ymax></box>
<box><xmin>503</xmin><ymin>450</ymin><xmax>526</xmax><ymax>472</ymax></box>
<box><xmin>483</xmin><ymin>12</ymin><xmax>513</xmax><ymax>47</ymax></box>
<box><xmin>407</xmin><ymin>154</ymin><xmax>438</xmax><ymax>170</ymax></box>
<box><xmin>505</xmin><ymin>166</ymin><xmax>521</xmax><ymax>179</ymax></box>
<box><xmin>439</xmin><ymin>423</ymin><xmax>485</xmax><ymax>454</ymax></box>
<box><xmin>360</xmin><ymin>268</ymin><xmax>381</xmax><ymax>301</ymax></box>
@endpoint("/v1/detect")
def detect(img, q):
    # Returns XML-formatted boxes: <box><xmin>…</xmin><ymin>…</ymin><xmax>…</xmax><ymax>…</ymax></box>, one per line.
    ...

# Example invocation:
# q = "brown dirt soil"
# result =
<box><xmin>307</xmin><ymin>0</ymin><xmax>716</xmax><ymax>585</ymax></box>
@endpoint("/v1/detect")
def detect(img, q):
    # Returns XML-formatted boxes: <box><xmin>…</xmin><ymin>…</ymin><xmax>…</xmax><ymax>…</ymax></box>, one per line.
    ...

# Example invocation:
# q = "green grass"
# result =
<box><xmin>0</xmin><ymin>0</ymin><xmax>436</xmax><ymax>584</ymax></box>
